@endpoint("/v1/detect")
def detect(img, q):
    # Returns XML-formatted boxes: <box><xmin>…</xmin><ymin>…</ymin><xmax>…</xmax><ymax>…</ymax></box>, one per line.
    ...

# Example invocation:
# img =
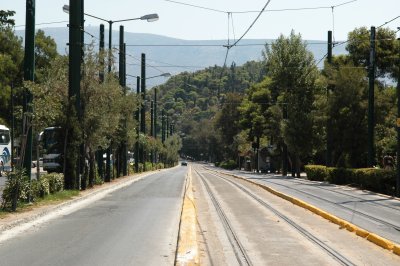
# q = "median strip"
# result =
<box><xmin>175</xmin><ymin>166</ymin><xmax>199</xmax><ymax>266</ymax></box>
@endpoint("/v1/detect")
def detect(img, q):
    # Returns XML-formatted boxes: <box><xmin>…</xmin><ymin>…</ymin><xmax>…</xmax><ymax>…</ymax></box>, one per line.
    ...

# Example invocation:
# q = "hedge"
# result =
<box><xmin>219</xmin><ymin>160</ymin><xmax>237</xmax><ymax>170</ymax></box>
<box><xmin>304</xmin><ymin>165</ymin><xmax>396</xmax><ymax>195</ymax></box>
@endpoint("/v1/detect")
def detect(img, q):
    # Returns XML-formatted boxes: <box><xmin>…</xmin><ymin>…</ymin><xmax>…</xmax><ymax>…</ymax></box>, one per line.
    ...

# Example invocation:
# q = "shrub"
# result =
<box><xmin>1</xmin><ymin>168</ymin><xmax>30</xmax><ymax>211</ymax></box>
<box><xmin>304</xmin><ymin>165</ymin><xmax>327</xmax><ymax>181</ymax></box>
<box><xmin>219</xmin><ymin>160</ymin><xmax>237</xmax><ymax>170</ymax></box>
<box><xmin>305</xmin><ymin>165</ymin><xmax>396</xmax><ymax>196</ymax></box>
<box><xmin>38</xmin><ymin>177</ymin><xmax>50</xmax><ymax>197</ymax></box>
<box><xmin>327</xmin><ymin>167</ymin><xmax>353</xmax><ymax>185</ymax></box>
<box><xmin>44</xmin><ymin>173</ymin><xmax>64</xmax><ymax>194</ymax></box>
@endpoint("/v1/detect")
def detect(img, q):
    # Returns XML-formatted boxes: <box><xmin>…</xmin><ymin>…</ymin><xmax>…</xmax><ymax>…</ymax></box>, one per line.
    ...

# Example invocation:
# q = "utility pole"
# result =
<box><xmin>23</xmin><ymin>0</ymin><xmax>35</xmax><ymax>179</ymax></box>
<box><xmin>162</xmin><ymin>110</ymin><xmax>166</xmax><ymax>144</ymax></box>
<box><xmin>150</xmin><ymin>100</ymin><xmax>154</xmax><ymax>165</ymax></box>
<box><xmin>154</xmin><ymin>88</ymin><xmax>158</xmax><ymax>139</ymax></box>
<box><xmin>368</xmin><ymin>26</ymin><xmax>376</xmax><ymax>167</ymax></box>
<box><xmin>118</xmin><ymin>26</ymin><xmax>127</xmax><ymax>176</ymax></box>
<box><xmin>122</xmin><ymin>42</ymin><xmax>127</xmax><ymax>176</ymax></box>
<box><xmin>150</xmin><ymin>100</ymin><xmax>154</xmax><ymax>137</ymax></box>
<box><xmin>79</xmin><ymin>0</ymin><xmax>85</xmax><ymax>190</ymax></box>
<box><xmin>326</xmin><ymin>30</ymin><xmax>333</xmax><ymax>167</ymax></box>
<box><xmin>105</xmin><ymin>19</ymin><xmax>113</xmax><ymax>182</ymax></box>
<box><xmin>135</xmin><ymin>77</ymin><xmax>140</xmax><ymax>172</ymax></box>
<box><xmin>97</xmin><ymin>23</ymin><xmax>105</xmax><ymax>180</ymax></box>
<box><xmin>65</xmin><ymin>0</ymin><xmax>82</xmax><ymax>189</ymax></box>
<box><xmin>282</xmin><ymin>104</ymin><xmax>288</xmax><ymax>176</ymax></box>
<box><xmin>141</xmin><ymin>53</ymin><xmax>146</xmax><ymax>170</ymax></box>
<box><xmin>396</xmin><ymin>32</ymin><xmax>400</xmax><ymax>197</ymax></box>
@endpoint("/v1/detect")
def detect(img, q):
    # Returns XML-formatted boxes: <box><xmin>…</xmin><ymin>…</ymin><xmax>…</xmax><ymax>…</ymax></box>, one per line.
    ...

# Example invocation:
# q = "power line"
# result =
<box><xmin>164</xmin><ymin>0</ymin><xmax>357</xmax><ymax>14</ymax></box>
<box><xmin>14</xmin><ymin>20</ymin><xmax>69</xmax><ymax>28</ymax></box>
<box><xmin>227</xmin><ymin>0</ymin><xmax>272</xmax><ymax>49</ymax></box>
<box><xmin>377</xmin><ymin>15</ymin><xmax>400</xmax><ymax>29</ymax></box>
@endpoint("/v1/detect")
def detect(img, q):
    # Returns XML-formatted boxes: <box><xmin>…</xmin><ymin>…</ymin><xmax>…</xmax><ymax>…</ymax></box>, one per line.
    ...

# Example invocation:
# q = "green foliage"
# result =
<box><xmin>327</xmin><ymin>61</ymin><xmax>368</xmax><ymax>167</ymax></box>
<box><xmin>304</xmin><ymin>165</ymin><xmax>327</xmax><ymax>181</ymax></box>
<box><xmin>44</xmin><ymin>173</ymin><xmax>64</xmax><ymax>194</ymax></box>
<box><xmin>346</xmin><ymin>27</ymin><xmax>398</xmax><ymax>79</ymax></box>
<box><xmin>305</xmin><ymin>165</ymin><xmax>396</xmax><ymax>195</ymax></box>
<box><xmin>263</xmin><ymin>31</ymin><xmax>318</xmax><ymax>176</ymax></box>
<box><xmin>0</xmin><ymin>26</ymin><xmax>23</xmax><ymax>124</ymax></box>
<box><xmin>0</xmin><ymin>10</ymin><xmax>15</xmax><ymax>27</ymax></box>
<box><xmin>219</xmin><ymin>160</ymin><xmax>237</xmax><ymax>170</ymax></box>
<box><xmin>1</xmin><ymin>168</ymin><xmax>30</xmax><ymax>211</ymax></box>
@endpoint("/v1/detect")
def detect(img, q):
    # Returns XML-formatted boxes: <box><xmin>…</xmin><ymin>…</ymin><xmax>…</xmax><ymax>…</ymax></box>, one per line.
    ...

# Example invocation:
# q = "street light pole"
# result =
<box><xmin>396</xmin><ymin>32</ymin><xmax>400</xmax><ymax>197</ymax></box>
<box><xmin>23</xmin><ymin>0</ymin><xmax>35</xmax><ymax>180</ymax></box>
<box><xmin>141</xmin><ymin>53</ymin><xmax>146</xmax><ymax>170</ymax></box>
<box><xmin>368</xmin><ymin>26</ymin><xmax>376</xmax><ymax>167</ymax></box>
<box><xmin>135</xmin><ymin>77</ymin><xmax>140</xmax><ymax>173</ymax></box>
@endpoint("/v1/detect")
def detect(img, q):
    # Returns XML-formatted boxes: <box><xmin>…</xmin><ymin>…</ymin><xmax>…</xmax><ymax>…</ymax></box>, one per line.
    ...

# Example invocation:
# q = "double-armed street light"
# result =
<box><xmin>62</xmin><ymin>4</ymin><xmax>158</xmax><ymax>73</ymax></box>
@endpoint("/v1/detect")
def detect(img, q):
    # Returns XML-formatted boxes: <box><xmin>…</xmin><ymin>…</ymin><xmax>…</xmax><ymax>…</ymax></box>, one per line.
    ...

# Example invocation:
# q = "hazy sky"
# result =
<box><xmin>4</xmin><ymin>0</ymin><xmax>400</xmax><ymax>41</ymax></box>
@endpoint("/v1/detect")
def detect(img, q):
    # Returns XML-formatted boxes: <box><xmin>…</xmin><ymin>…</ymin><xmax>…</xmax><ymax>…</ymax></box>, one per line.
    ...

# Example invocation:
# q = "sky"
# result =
<box><xmin>4</xmin><ymin>0</ymin><xmax>400</xmax><ymax>42</ymax></box>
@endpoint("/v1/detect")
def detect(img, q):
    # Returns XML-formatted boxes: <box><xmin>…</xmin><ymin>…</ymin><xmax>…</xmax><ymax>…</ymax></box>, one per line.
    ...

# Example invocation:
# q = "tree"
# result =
<box><xmin>264</xmin><ymin>31</ymin><xmax>319</xmax><ymax>177</ymax></box>
<box><xmin>0</xmin><ymin>21</ymin><xmax>23</xmax><ymax>124</ymax></box>
<box><xmin>0</xmin><ymin>10</ymin><xmax>15</xmax><ymax>27</ymax></box>
<box><xmin>346</xmin><ymin>27</ymin><xmax>398</xmax><ymax>79</ymax></box>
<box><xmin>327</xmin><ymin>63</ymin><xmax>368</xmax><ymax>167</ymax></box>
<box><xmin>34</xmin><ymin>29</ymin><xmax>58</xmax><ymax>83</ymax></box>
<box><xmin>214</xmin><ymin>93</ymin><xmax>243</xmax><ymax>161</ymax></box>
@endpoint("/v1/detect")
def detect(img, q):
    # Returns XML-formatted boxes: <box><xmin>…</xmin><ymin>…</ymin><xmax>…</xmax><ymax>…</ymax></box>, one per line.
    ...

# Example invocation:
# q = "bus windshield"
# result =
<box><xmin>43</xmin><ymin>128</ymin><xmax>63</xmax><ymax>154</ymax></box>
<box><xmin>0</xmin><ymin>129</ymin><xmax>10</xmax><ymax>145</ymax></box>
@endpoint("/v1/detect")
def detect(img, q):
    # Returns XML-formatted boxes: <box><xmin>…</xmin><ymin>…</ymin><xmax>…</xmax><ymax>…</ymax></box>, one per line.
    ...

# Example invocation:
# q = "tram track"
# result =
<box><xmin>242</xmin><ymin>174</ymin><xmax>400</xmax><ymax>232</ymax></box>
<box><xmin>196</xmin><ymin>167</ymin><xmax>356</xmax><ymax>266</ymax></box>
<box><xmin>194</xmin><ymin>168</ymin><xmax>253</xmax><ymax>266</ymax></box>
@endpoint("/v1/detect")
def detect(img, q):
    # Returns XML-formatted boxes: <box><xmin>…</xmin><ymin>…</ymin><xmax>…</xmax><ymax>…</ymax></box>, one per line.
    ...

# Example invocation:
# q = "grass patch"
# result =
<box><xmin>0</xmin><ymin>190</ymin><xmax>80</xmax><ymax>216</ymax></box>
<box><xmin>35</xmin><ymin>190</ymin><xmax>80</xmax><ymax>205</ymax></box>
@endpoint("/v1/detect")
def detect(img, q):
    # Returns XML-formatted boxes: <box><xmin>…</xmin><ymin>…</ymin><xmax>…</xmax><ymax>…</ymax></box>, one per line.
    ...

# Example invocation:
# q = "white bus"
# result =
<box><xmin>0</xmin><ymin>125</ymin><xmax>11</xmax><ymax>173</ymax></box>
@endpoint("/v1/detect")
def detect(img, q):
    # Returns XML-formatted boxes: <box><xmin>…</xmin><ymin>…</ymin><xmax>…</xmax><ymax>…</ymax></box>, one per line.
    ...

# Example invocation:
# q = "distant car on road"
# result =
<box><xmin>181</xmin><ymin>161</ymin><xmax>187</xmax><ymax>166</ymax></box>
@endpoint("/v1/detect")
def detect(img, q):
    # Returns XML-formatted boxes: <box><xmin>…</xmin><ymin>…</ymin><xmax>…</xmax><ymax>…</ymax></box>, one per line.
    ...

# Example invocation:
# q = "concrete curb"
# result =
<box><xmin>175</xmin><ymin>166</ymin><xmax>199</xmax><ymax>266</ymax></box>
<box><xmin>212</xmin><ymin>169</ymin><xmax>400</xmax><ymax>257</ymax></box>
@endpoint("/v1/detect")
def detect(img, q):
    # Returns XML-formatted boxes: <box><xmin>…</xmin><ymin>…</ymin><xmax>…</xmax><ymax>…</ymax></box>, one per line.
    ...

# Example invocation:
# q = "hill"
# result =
<box><xmin>15</xmin><ymin>26</ymin><xmax>347</xmax><ymax>86</ymax></box>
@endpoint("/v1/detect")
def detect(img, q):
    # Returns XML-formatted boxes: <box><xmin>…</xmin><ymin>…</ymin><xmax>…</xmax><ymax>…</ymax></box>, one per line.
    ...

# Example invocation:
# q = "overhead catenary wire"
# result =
<box><xmin>164</xmin><ymin>0</ymin><xmax>357</xmax><ymax>14</ymax></box>
<box><xmin>14</xmin><ymin>20</ymin><xmax>69</xmax><ymax>28</ymax></box>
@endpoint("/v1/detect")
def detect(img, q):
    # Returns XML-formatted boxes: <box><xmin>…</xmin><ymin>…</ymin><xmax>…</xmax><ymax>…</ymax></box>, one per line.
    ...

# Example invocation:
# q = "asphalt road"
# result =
<box><xmin>0</xmin><ymin>166</ymin><xmax>187</xmax><ymax>266</ymax></box>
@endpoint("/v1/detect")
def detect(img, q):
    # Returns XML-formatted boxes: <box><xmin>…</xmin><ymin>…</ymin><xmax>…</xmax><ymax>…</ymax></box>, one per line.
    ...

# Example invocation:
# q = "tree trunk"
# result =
<box><xmin>296</xmin><ymin>154</ymin><xmax>301</xmax><ymax>178</ymax></box>
<box><xmin>88</xmin><ymin>150</ymin><xmax>95</xmax><ymax>187</ymax></box>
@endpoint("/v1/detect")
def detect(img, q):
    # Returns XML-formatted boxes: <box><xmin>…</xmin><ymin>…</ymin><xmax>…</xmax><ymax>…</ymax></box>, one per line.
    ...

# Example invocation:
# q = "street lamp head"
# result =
<box><xmin>62</xmin><ymin>4</ymin><xmax>70</xmax><ymax>14</ymax></box>
<box><xmin>140</xmin><ymin>13</ymin><xmax>159</xmax><ymax>22</ymax></box>
<box><xmin>160</xmin><ymin>72</ymin><xmax>171</xmax><ymax>77</ymax></box>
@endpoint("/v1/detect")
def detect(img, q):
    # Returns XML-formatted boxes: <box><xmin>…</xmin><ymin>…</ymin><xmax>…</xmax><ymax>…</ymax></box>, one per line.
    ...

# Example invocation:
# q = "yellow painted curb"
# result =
<box><xmin>355</xmin><ymin>228</ymin><xmax>370</xmax><ymax>238</ymax></box>
<box><xmin>393</xmin><ymin>245</ymin><xmax>400</xmax><ymax>256</ymax></box>
<box><xmin>212</xmin><ymin>170</ymin><xmax>400</xmax><ymax>256</ymax></box>
<box><xmin>367</xmin><ymin>233</ymin><xmax>395</xmax><ymax>250</ymax></box>
<box><xmin>176</xmin><ymin>167</ymin><xmax>199</xmax><ymax>266</ymax></box>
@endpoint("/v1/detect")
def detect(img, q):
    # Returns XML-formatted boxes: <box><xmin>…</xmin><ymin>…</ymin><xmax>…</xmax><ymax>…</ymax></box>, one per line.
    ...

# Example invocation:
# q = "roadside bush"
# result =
<box><xmin>305</xmin><ymin>165</ymin><xmax>396</xmax><ymax>195</ymax></box>
<box><xmin>44</xmin><ymin>173</ymin><xmax>64</xmax><ymax>193</ymax></box>
<box><xmin>326</xmin><ymin>167</ymin><xmax>353</xmax><ymax>185</ymax></box>
<box><xmin>219</xmin><ymin>160</ymin><xmax>237</xmax><ymax>170</ymax></box>
<box><xmin>304</xmin><ymin>165</ymin><xmax>327</xmax><ymax>181</ymax></box>
<box><xmin>38</xmin><ymin>177</ymin><xmax>50</xmax><ymax>197</ymax></box>
<box><xmin>1</xmin><ymin>168</ymin><xmax>30</xmax><ymax>211</ymax></box>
